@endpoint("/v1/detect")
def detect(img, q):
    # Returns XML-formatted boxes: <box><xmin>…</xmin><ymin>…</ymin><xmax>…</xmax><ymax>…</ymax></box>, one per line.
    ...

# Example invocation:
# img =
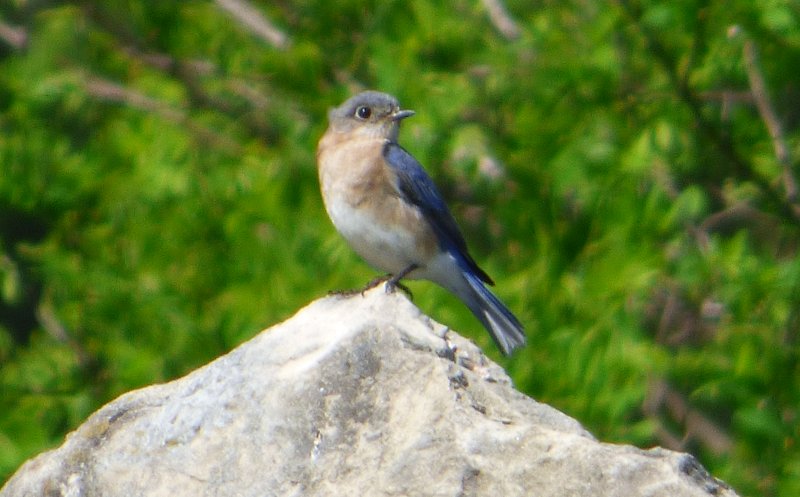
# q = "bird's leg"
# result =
<box><xmin>330</xmin><ymin>264</ymin><xmax>419</xmax><ymax>299</ymax></box>
<box><xmin>357</xmin><ymin>273</ymin><xmax>413</xmax><ymax>298</ymax></box>
<box><xmin>360</xmin><ymin>274</ymin><xmax>392</xmax><ymax>293</ymax></box>
<box><xmin>328</xmin><ymin>287</ymin><xmax>365</xmax><ymax>297</ymax></box>
<box><xmin>328</xmin><ymin>276</ymin><xmax>389</xmax><ymax>297</ymax></box>
<box><xmin>384</xmin><ymin>263</ymin><xmax>418</xmax><ymax>298</ymax></box>
<box><xmin>388</xmin><ymin>280</ymin><xmax>413</xmax><ymax>299</ymax></box>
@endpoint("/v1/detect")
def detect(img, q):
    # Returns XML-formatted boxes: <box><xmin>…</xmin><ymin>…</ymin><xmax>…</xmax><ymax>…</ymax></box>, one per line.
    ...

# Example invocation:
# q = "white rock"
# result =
<box><xmin>0</xmin><ymin>288</ymin><xmax>737</xmax><ymax>497</ymax></box>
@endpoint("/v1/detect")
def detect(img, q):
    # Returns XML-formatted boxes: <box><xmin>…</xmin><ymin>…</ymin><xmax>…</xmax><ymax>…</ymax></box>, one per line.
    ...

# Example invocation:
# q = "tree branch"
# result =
<box><xmin>616</xmin><ymin>0</ymin><xmax>800</xmax><ymax>224</ymax></box>
<box><xmin>0</xmin><ymin>20</ymin><xmax>27</xmax><ymax>50</ymax></box>
<box><xmin>644</xmin><ymin>379</ymin><xmax>734</xmax><ymax>456</ymax></box>
<box><xmin>83</xmin><ymin>75</ymin><xmax>241</xmax><ymax>151</ymax></box>
<box><xmin>481</xmin><ymin>0</ymin><xmax>521</xmax><ymax>40</ymax></box>
<box><xmin>743</xmin><ymin>39</ymin><xmax>799</xmax><ymax>208</ymax></box>
<box><xmin>214</xmin><ymin>0</ymin><xmax>289</xmax><ymax>49</ymax></box>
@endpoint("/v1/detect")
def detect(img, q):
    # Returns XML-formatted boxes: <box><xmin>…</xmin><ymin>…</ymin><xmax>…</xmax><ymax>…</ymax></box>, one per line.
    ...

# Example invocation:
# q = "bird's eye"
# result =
<box><xmin>355</xmin><ymin>106</ymin><xmax>372</xmax><ymax>120</ymax></box>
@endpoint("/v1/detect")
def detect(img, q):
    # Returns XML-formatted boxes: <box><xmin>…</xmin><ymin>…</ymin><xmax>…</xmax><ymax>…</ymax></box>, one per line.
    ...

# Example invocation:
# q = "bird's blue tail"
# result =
<box><xmin>461</xmin><ymin>271</ymin><xmax>526</xmax><ymax>355</ymax></box>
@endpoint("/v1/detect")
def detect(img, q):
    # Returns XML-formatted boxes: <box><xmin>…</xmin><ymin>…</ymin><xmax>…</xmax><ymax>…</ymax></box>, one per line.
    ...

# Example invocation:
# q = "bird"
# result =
<box><xmin>316</xmin><ymin>90</ymin><xmax>525</xmax><ymax>355</ymax></box>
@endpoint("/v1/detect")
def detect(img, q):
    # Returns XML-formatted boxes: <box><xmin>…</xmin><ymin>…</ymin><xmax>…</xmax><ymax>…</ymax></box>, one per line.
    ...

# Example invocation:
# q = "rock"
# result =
<box><xmin>1</xmin><ymin>288</ymin><xmax>737</xmax><ymax>497</ymax></box>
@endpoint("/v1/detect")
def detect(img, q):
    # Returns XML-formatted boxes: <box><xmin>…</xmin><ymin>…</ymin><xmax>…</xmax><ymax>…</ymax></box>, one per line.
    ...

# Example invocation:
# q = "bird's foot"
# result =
<box><xmin>330</xmin><ymin>264</ymin><xmax>418</xmax><ymax>299</ymax></box>
<box><xmin>327</xmin><ymin>288</ymin><xmax>363</xmax><ymax>297</ymax></box>
<box><xmin>326</xmin><ymin>275</ymin><xmax>412</xmax><ymax>298</ymax></box>
<box><xmin>361</xmin><ymin>274</ymin><xmax>391</xmax><ymax>293</ymax></box>
<box><xmin>382</xmin><ymin>263</ymin><xmax>418</xmax><ymax>298</ymax></box>
<box><xmin>357</xmin><ymin>273</ymin><xmax>413</xmax><ymax>299</ymax></box>
<box><xmin>383</xmin><ymin>278</ymin><xmax>414</xmax><ymax>299</ymax></box>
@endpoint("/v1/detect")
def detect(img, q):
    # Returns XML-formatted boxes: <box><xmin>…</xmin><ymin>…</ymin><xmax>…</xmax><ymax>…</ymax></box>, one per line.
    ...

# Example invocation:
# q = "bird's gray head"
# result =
<box><xmin>327</xmin><ymin>91</ymin><xmax>415</xmax><ymax>141</ymax></box>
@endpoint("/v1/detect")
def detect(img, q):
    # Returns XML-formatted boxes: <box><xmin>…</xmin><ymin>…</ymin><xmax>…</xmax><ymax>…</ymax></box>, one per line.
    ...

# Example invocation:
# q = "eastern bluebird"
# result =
<box><xmin>317</xmin><ymin>90</ymin><xmax>525</xmax><ymax>355</ymax></box>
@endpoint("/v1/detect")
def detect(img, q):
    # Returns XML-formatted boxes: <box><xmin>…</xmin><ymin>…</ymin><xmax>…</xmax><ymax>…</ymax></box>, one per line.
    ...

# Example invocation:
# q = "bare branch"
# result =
<box><xmin>0</xmin><ymin>21</ymin><xmax>27</xmax><ymax>50</ymax></box>
<box><xmin>37</xmin><ymin>293</ymin><xmax>93</xmax><ymax>370</ymax></box>
<box><xmin>743</xmin><ymin>39</ymin><xmax>799</xmax><ymax>206</ymax></box>
<box><xmin>215</xmin><ymin>0</ymin><xmax>289</xmax><ymax>49</ymax></box>
<box><xmin>617</xmin><ymin>0</ymin><xmax>800</xmax><ymax>224</ymax></box>
<box><xmin>85</xmin><ymin>77</ymin><xmax>186</xmax><ymax>122</ymax></box>
<box><xmin>644</xmin><ymin>379</ymin><xmax>734</xmax><ymax>456</ymax></box>
<box><xmin>662</xmin><ymin>381</ymin><xmax>734</xmax><ymax>455</ymax></box>
<box><xmin>121</xmin><ymin>46</ymin><xmax>216</xmax><ymax>76</ymax></box>
<box><xmin>83</xmin><ymin>75</ymin><xmax>240</xmax><ymax>151</ymax></box>
<box><xmin>481</xmin><ymin>0</ymin><xmax>521</xmax><ymax>40</ymax></box>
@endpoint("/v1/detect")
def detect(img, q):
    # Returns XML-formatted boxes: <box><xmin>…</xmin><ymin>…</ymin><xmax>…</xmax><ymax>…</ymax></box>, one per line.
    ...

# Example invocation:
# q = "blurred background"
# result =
<box><xmin>1</xmin><ymin>0</ymin><xmax>799</xmax><ymax>494</ymax></box>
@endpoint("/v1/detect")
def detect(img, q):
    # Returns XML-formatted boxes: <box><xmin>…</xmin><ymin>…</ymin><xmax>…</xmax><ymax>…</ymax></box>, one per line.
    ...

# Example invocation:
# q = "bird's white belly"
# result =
<box><xmin>326</xmin><ymin>196</ymin><xmax>422</xmax><ymax>276</ymax></box>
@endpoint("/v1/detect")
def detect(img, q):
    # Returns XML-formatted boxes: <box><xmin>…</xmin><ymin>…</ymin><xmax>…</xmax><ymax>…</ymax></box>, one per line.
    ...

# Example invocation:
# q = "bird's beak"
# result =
<box><xmin>391</xmin><ymin>109</ymin><xmax>415</xmax><ymax>121</ymax></box>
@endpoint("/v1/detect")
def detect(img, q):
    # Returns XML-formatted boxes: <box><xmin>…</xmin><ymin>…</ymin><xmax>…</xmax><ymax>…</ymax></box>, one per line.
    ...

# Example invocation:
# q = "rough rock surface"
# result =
<box><xmin>1</xmin><ymin>288</ymin><xmax>737</xmax><ymax>497</ymax></box>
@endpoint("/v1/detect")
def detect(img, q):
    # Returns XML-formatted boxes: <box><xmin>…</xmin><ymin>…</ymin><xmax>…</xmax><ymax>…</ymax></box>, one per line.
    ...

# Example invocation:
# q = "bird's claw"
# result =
<box><xmin>384</xmin><ymin>278</ymin><xmax>414</xmax><ymax>299</ymax></box>
<box><xmin>359</xmin><ymin>274</ymin><xmax>414</xmax><ymax>299</ymax></box>
<box><xmin>328</xmin><ymin>273</ymin><xmax>414</xmax><ymax>299</ymax></box>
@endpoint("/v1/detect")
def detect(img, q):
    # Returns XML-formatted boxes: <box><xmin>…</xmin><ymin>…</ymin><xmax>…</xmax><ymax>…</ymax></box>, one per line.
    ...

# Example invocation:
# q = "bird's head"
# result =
<box><xmin>327</xmin><ymin>91</ymin><xmax>414</xmax><ymax>141</ymax></box>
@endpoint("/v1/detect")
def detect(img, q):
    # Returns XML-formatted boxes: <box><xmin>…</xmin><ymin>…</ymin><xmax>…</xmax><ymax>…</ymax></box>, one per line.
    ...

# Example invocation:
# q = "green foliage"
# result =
<box><xmin>1</xmin><ymin>1</ymin><xmax>799</xmax><ymax>495</ymax></box>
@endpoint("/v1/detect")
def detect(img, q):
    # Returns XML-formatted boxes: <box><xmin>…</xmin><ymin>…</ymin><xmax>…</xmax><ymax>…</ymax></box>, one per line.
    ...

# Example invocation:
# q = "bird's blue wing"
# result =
<box><xmin>383</xmin><ymin>142</ymin><xmax>494</xmax><ymax>285</ymax></box>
